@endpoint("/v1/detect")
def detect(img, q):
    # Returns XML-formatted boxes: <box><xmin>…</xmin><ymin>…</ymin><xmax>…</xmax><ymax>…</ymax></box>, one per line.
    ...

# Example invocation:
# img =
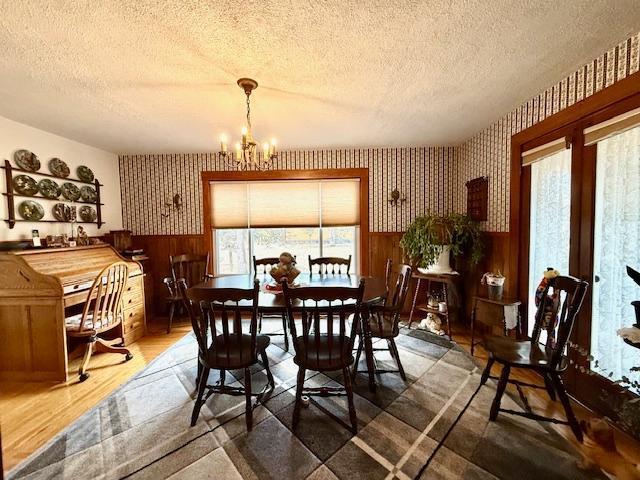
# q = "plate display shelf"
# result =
<box><xmin>2</xmin><ymin>159</ymin><xmax>105</xmax><ymax>229</ymax></box>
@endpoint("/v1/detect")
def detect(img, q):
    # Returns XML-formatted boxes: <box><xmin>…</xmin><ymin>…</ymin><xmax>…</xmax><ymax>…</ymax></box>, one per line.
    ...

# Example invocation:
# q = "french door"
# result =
<box><xmin>519</xmin><ymin>94</ymin><xmax>640</xmax><ymax>415</ymax></box>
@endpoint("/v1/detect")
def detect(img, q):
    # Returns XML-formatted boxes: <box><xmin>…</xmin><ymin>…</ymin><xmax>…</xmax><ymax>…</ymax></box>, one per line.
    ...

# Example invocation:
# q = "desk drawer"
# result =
<box><xmin>122</xmin><ymin>276</ymin><xmax>144</xmax><ymax>307</ymax></box>
<box><xmin>123</xmin><ymin>307</ymin><xmax>145</xmax><ymax>333</ymax></box>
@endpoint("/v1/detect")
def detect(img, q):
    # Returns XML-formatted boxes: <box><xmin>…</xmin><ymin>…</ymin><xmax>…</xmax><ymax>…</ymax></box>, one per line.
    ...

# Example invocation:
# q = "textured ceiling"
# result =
<box><xmin>0</xmin><ymin>1</ymin><xmax>638</xmax><ymax>153</ymax></box>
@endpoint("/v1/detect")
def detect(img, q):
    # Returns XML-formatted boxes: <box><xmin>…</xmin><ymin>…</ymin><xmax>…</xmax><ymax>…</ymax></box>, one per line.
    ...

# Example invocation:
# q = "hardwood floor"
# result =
<box><xmin>0</xmin><ymin>318</ymin><xmax>193</xmax><ymax>473</ymax></box>
<box><xmin>2</xmin><ymin>318</ymin><xmax>638</xmax><ymax>475</ymax></box>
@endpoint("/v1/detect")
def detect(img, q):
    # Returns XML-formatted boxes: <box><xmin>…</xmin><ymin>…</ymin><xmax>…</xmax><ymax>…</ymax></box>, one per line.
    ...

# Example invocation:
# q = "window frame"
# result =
<box><xmin>202</xmin><ymin>168</ymin><xmax>370</xmax><ymax>276</ymax></box>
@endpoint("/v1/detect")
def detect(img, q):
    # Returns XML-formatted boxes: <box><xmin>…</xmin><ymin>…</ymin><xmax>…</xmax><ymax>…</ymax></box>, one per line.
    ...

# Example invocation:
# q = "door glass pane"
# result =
<box><xmin>322</xmin><ymin>226</ymin><xmax>358</xmax><ymax>273</ymax></box>
<box><xmin>215</xmin><ymin>229</ymin><xmax>250</xmax><ymax>275</ymax></box>
<box><xmin>591</xmin><ymin>125</ymin><xmax>640</xmax><ymax>392</ymax></box>
<box><xmin>251</xmin><ymin>227</ymin><xmax>320</xmax><ymax>272</ymax></box>
<box><xmin>528</xmin><ymin>148</ymin><xmax>572</xmax><ymax>336</ymax></box>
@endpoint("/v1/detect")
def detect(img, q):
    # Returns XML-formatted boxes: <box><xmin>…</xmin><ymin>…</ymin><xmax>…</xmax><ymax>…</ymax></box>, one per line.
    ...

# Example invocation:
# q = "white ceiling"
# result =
<box><xmin>0</xmin><ymin>1</ymin><xmax>638</xmax><ymax>154</ymax></box>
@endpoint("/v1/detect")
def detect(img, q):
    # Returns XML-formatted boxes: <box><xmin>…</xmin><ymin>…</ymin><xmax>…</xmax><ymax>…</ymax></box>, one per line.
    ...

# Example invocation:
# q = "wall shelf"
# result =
<box><xmin>2</xmin><ymin>159</ymin><xmax>104</xmax><ymax>229</ymax></box>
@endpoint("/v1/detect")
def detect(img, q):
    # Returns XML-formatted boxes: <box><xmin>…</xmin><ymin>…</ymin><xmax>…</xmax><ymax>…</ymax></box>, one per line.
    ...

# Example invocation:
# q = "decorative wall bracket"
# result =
<box><xmin>388</xmin><ymin>188</ymin><xmax>406</xmax><ymax>206</ymax></box>
<box><xmin>161</xmin><ymin>193</ymin><xmax>182</xmax><ymax>218</ymax></box>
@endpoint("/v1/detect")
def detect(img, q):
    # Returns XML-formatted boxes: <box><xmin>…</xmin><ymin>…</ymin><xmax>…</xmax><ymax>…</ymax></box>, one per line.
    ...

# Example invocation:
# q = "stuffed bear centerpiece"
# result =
<box><xmin>267</xmin><ymin>252</ymin><xmax>300</xmax><ymax>290</ymax></box>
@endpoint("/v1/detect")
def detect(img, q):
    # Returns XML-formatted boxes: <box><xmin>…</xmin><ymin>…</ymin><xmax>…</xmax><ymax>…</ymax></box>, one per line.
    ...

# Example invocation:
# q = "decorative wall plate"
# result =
<box><xmin>80</xmin><ymin>186</ymin><xmax>97</xmax><ymax>202</ymax></box>
<box><xmin>52</xmin><ymin>203</ymin><xmax>72</xmax><ymax>221</ymax></box>
<box><xmin>14</xmin><ymin>150</ymin><xmax>41</xmax><ymax>172</ymax></box>
<box><xmin>79</xmin><ymin>205</ymin><xmax>97</xmax><ymax>222</ymax></box>
<box><xmin>49</xmin><ymin>158</ymin><xmax>70</xmax><ymax>178</ymax></box>
<box><xmin>12</xmin><ymin>174</ymin><xmax>38</xmax><ymax>196</ymax></box>
<box><xmin>38</xmin><ymin>178</ymin><xmax>61</xmax><ymax>199</ymax></box>
<box><xmin>77</xmin><ymin>165</ymin><xmax>94</xmax><ymax>183</ymax></box>
<box><xmin>61</xmin><ymin>182</ymin><xmax>81</xmax><ymax>201</ymax></box>
<box><xmin>18</xmin><ymin>200</ymin><xmax>45</xmax><ymax>221</ymax></box>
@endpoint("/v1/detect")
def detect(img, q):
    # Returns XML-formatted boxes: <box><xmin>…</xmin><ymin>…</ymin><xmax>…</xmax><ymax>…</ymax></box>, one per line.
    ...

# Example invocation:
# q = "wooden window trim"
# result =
<box><xmin>201</xmin><ymin>168</ymin><xmax>370</xmax><ymax>275</ymax></box>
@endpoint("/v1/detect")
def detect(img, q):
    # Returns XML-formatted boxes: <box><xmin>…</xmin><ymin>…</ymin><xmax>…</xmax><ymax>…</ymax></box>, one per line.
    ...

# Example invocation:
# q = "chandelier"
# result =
<box><xmin>218</xmin><ymin>78</ymin><xmax>277</xmax><ymax>170</ymax></box>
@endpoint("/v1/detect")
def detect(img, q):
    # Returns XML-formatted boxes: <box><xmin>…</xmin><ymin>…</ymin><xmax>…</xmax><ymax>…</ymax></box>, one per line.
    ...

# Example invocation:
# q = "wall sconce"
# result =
<box><xmin>161</xmin><ymin>193</ymin><xmax>183</xmax><ymax>218</ymax></box>
<box><xmin>388</xmin><ymin>188</ymin><xmax>406</xmax><ymax>206</ymax></box>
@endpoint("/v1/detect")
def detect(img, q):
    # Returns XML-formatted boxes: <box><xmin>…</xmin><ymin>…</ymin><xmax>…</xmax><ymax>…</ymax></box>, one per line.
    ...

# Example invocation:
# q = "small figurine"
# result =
<box><xmin>76</xmin><ymin>226</ymin><xmax>89</xmax><ymax>246</ymax></box>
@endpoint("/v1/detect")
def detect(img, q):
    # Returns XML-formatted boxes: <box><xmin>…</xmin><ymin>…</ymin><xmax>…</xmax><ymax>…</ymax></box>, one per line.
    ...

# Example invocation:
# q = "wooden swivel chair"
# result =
<box><xmin>180</xmin><ymin>279</ymin><xmax>275</xmax><ymax>431</ymax></box>
<box><xmin>282</xmin><ymin>280</ymin><xmax>364</xmax><ymax>433</ymax></box>
<box><xmin>480</xmin><ymin>275</ymin><xmax>588</xmax><ymax>440</ymax></box>
<box><xmin>353</xmin><ymin>265</ymin><xmax>412</xmax><ymax>382</ymax></box>
<box><xmin>65</xmin><ymin>261</ymin><xmax>132</xmax><ymax>382</ymax></box>
<box><xmin>253</xmin><ymin>255</ymin><xmax>290</xmax><ymax>350</ymax></box>
<box><xmin>163</xmin><ymin>253</ymin><xmax>209</xmax><ymax>333</ymax></box>
<box><xmin>308</xmin><ymin>255</ymin><xmax>352</xmax><ymax>275</ymax></box>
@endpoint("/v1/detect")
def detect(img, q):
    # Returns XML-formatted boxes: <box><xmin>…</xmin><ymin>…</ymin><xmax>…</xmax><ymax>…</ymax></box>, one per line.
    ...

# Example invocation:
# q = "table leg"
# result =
<box><xmin>470</xmin><ymin>299</ymin><xmax>478</xmax><ymax>356</ymax></box>
<box><xmin>407</xmin><ymin>278</ymin><xmax>422</xmax><ymax>328</ymax></box>
<box><xmin>443</xmin><ymin>282</ymin><xmax>452</xmax><ymax>340</ymax></box>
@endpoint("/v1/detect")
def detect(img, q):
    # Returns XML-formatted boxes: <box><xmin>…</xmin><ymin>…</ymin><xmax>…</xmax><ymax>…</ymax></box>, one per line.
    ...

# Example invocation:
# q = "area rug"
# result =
<box><xmin>8</xmin><ymin>323</ymin><xmax>604</xmax><ymax>480</ymax></box>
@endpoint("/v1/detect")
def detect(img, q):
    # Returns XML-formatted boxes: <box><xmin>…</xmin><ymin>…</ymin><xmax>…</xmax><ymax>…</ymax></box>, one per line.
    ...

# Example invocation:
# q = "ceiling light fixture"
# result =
<box><xmin>218</xmin><ymin>78</ymin><xmax>277</xmax><ymax>170</ymax></box>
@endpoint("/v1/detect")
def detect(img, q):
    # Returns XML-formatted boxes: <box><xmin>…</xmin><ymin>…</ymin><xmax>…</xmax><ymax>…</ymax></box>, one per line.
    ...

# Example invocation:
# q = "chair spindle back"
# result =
<box><xmin>308</xmin><ymin>255</ymin><xmax>352</xmax><ymax>275</ymax></box>
<box><xmin>76</xmin><ymin>261</ymin><xmax>129</xmax><ymax>332</ymax></box>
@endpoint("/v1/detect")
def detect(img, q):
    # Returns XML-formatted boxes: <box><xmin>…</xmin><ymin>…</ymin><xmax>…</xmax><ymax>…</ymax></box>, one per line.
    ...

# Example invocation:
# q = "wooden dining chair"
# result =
<box><xmin>308</xmin><ymin>255</ymin><xmax>352</xmax><ymax>275</ymax></box>
<box><xmin>180</xmin><ymin>278</ymin><xmax>275</xmax><ymax>431</ymax></box>
<box><xmin>253</xmin><ymin>256</ymin><xmax>290</xmax><ymax>351</ymax></box>
<box><xmin>163</xmin><ymin>253</ymin><xmax>210</xmax><ymax>333</ymax></box>
<box><xmin>353</xmin><ymin>265</ymin><xmax>412</xmax><ymax>382</ymax></box>
<box><xmin>65</xmin><ymin>261</ymin><xmax>132</xmax><ymax>382</ymax></box>
<box><xmin>480</xmin><ymin>275</ymin><xmax>588</xmax><ymax>440</ymax></box>
<box><xmin>282</xmin><ymin>279</ymin><xmax>365</xmax><ymax>433</ymax></box>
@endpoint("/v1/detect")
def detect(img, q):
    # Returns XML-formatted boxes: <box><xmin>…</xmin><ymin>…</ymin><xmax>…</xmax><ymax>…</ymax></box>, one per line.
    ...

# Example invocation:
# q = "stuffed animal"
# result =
<box><xmin>419</xmin><ymin>313</ymin><xmax>445</xmax><ymax>336</ymax></box>
<box><xmin>534</xmin><ymin>267</ymin><xmax>560</xmax><ymax>346</ymax></box>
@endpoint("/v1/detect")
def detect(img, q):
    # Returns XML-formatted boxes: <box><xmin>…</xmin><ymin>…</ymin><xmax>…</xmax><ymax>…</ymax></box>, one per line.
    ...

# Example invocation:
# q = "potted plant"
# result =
<box><xmin>400</xmin><ymin>213</ymin><xmax>484</xmax><ymax>273</ymax></box>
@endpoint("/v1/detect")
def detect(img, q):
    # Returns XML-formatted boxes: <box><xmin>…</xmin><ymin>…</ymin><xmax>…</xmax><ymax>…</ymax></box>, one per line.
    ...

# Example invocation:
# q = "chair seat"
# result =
<box><xmin>65</xmin><ymin>312</ymin><xmax>120</xmax><ymax>334</ymax></box>
<box><xmin>484</xmin><ymin>335</ymin><xmax>567</xmax><ymax>370</ymax></box>
<box><xmin>293</xmin><ymin>334</ymin><xmax>354</xmax><ymax>371</ymax></box>
<box><xmin>202</xmin><ymin>334</ymin><xmax>270</xmax><ymax>369</ymax></box>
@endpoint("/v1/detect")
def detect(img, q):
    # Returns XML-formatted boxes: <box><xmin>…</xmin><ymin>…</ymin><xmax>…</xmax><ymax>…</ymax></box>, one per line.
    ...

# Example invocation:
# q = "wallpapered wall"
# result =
<box><xmin>119</xmin><ymin>32</ymin><xmax>640</xmax><ymax>236</ymax></box>
<box><xmin>119</xmin><ymin>147</ymin><xmax>458</xmax><ymax>235</ymax></box>
<box><xmin>453</xmin><ymin>31</ymin><xmax>640</xmax><ymax>232</ymax></box>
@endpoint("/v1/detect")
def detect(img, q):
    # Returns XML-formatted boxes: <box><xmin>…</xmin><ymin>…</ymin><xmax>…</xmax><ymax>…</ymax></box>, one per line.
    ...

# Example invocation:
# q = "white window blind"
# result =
<box><xmin>209</xmin><ymin>179</ymin><xmax>360</xmax><ymax>229</ymax></box>
<box><xmin>321</xmin><ymin>179</ymin><xmax>360</xmax><ymax>226</ymax></box>
<box><xmin>584</xmin><ymin>107</ymin><xmax>640</xmax><ymax>146</ymax></box>
<box><xmin>522</xmin><ymin>137</ymin><xmax>569</xmax><ymax>166</ymax></box>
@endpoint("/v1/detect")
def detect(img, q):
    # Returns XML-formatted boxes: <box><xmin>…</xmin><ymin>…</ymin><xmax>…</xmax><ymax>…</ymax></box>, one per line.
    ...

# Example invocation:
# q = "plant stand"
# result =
<box><xmin>407</xmin><ymin>271</ymin><xmax>461</xmax><ymax>339</ymax></box>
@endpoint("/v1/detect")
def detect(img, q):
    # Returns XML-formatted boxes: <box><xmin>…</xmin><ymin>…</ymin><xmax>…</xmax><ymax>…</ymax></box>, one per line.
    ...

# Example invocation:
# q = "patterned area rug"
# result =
<box><xmin>9</xmin><ymin>324</ymin><xmax>604</xmax><ymax>480</ymax></box>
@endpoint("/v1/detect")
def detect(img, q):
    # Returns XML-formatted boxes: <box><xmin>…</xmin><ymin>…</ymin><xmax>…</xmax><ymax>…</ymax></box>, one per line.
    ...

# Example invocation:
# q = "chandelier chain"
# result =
<box><xmin>246</xmin><ymin>93</ymin><xmax>252</xmax><ymax>131</ymax></box>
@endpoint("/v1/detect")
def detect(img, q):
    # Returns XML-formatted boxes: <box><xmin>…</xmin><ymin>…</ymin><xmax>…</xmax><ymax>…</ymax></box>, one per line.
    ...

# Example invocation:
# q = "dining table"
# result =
<box><xmin>193</xmin><ymin>272</ymin><xmax>388</xmax><ymax>391</ymax></box>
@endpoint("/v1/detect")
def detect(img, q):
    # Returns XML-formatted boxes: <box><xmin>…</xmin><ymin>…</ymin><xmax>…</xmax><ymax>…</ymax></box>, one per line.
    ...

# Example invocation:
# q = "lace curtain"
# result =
<box><xmin>527</xmin><ymin>149</ymin><xmax>572</xmax><ymax>336</ymax></box>
<box><xmin>591</xmin><ymin>125</ymin><xmax>640</xmax><ymax>390</ymax></box>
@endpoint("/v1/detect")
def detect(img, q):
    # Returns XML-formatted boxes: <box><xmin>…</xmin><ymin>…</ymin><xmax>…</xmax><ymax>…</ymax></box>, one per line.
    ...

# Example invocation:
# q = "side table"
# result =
<box><xmin>470</xmin><ymin>295</ymin><xmax>522</xmax><ymax>355</ymax></box>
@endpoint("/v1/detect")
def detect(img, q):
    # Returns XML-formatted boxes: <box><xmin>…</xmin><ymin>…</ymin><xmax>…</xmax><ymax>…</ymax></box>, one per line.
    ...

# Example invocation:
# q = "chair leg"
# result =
<box><xmin>363</xmin><ymin>331</ymin><xmax>377</xmax><ymax>392</ymax></box>
<box><xmin>388</xmin><ymin>338</ymin><xmax>406</xmax><ymax>381</ymax></box>
<box><xmin>258</xmin><ymin>312</ymin><xmax>263</xmax><ymax>333</ymax></box>
<box><xmin>489</xmin><ymin>365</ymin><xmax>510</xmax><ymax>421</ymax></box>
<box><xmin>260</xmin><ymin>349</ymin><xmax>275</xmax><ymax>388</ymax></box>
<box><xmin>191</xmin><ymin>366</ymin><xmax>209</xmax><ymax>426</ymax></box>
<box><xmin>343</xmin><ymin>367</ymin><xmax>358</xmax><ymax>434</ymax></box>
<box><xmin>167</xmin><ymin>302</ymin><xmax>176</xmax><ymax>334</ymax></box>
<box><xmin>480</xmin><ymin>357</ymin><xmax>495</xmax><ymax>385</ymax></box>
<box><xmin>550</xmin><ymin>372</ymin><xmax>583</xmax><ymax>442</ymax></box>
<box><xmin>94</xmin><ymin>338</ymin><xmax>132</xmax><ymax>360</ymax></box>
<box><xmin>78</xmin><ymin>340</ymin><xmax>95</xmax><ymax>381</ymax></box>
<box><xmin>544</xmin><ymin>373</ymin><xmax>557</xmax><ymax>401</ymax></box>
<box><xmin>292</xmin><ymin>366</ymin><xmax>306</xmax><ymax>430</ymax></box>
<box><xmin>281</xmin><ymin>313</ymin><xmax>289</xmax><ymax>351</ymax></box>
<box><xmin>352</xmin><ymin>336</ymin><xmax>363</xmax><ymax>380</ymax></box>
<box><xmin>244</xmin><ymin>367</ymin><xmax>253</xmax><ymax>431</ymax></box>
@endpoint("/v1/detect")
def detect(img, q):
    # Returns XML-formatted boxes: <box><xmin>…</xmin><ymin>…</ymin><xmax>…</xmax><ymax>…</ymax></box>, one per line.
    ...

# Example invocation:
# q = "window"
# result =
<box><xmin>210</xmin><ymin>179</ymin><xmax>360</xmax><ymax>275</ymax></box>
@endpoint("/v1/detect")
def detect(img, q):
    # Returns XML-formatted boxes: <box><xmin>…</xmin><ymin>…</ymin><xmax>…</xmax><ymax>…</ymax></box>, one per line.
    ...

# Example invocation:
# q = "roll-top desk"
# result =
<box><xmin>0</xmin><ymin>244</ymin><xmax>146</xmax><ymax>382</ymax></box>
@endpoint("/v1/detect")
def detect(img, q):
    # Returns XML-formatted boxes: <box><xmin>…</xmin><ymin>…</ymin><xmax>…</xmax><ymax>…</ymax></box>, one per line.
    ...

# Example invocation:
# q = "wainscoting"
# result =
<box><xmin>134</xmin><ymin>231</ymin><xmax>507</xmax><ymax>322</ymax></box>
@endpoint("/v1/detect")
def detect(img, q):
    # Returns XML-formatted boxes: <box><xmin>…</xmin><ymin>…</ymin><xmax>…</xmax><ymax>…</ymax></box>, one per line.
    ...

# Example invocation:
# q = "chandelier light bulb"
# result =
<box><xmin>220</xmin><ymin>134</ymin><xmax>228</xmax><ymax>152</ymax></box>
